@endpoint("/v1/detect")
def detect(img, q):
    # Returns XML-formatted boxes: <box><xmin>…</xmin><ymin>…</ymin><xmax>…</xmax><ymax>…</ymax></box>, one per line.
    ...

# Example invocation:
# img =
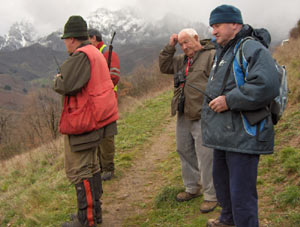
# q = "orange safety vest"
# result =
<box><xmin>59</xmin><ymin>45</ymin><xmax>118</xmax><ymax>135</ymax></box>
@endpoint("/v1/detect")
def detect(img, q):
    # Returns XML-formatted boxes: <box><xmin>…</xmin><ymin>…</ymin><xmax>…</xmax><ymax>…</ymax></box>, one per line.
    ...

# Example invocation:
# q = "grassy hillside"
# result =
<box><xmin>121</xmin><ymin>39</ymin><xmax>300</xmax><ymax>227</ymax></box>
<box><xmin>0</xmin><ymin>90</ymin><xmax>173</xmax><ymax>226</ymax></box>
<box><xmin>0</xmin><ymin>39</ymin><xmax>300</xmax><ymax>227</ymax></box>
<box><xmin>255</xmin><ymin>38</ymin><xmax>300</xmax><ymax>226</ymax></box>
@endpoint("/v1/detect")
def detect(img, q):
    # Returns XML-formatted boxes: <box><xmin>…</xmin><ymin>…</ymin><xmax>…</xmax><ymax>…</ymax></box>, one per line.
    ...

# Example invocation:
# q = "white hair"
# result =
<box><xmin>178</xmin><ymin>28</ymin><xmax>198</xmax><ymax>39</ymax></box>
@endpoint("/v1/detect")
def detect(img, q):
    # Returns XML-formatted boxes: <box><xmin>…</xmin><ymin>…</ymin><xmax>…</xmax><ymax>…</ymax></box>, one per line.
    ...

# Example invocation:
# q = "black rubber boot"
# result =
<box><xmin>69</xmin><ymin>172</ymin><xmax>102</xmax><ymax>224</ymax></box>
<box><xmin>62</xmin><ymin>178</ymin><xmax>97</xmax><ymax>227</ymax></box>
<box><xmin>92</xmin><ymin>171</ymin><xmax>103</xmax><ymax>224</ymax></box>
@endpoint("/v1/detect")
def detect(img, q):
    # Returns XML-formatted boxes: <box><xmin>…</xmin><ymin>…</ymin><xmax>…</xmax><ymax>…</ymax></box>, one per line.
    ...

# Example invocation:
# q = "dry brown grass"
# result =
<box><xmin>0</xmin><ymin>138</ymin><xmax>63</xmax><ymax>177</ymax></box>
<box><xmin>118</xmin><ymin>60</ymin><xmax>172</xmax><ymax>100</ymax></box>
<box><xmin>0</xmin><ymin>59</ymin><xmax>173</xmax><ymax>163</ymax></box>
<box><xmin>0</xmin><ymin>81</ymin><xmax>173</xmax><ymax>176</ymax></box>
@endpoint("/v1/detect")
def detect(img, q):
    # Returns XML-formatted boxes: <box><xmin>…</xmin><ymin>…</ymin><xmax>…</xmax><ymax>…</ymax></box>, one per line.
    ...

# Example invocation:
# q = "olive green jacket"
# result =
<box><xmin>53</xmin><ymin>41</ymin><xmax>91</xmax><ymax>96</ymax></box>
<box><xmin>159</xmin><ymin>40</ymin><xmax>215</xmax><ymax>120</ymax></box>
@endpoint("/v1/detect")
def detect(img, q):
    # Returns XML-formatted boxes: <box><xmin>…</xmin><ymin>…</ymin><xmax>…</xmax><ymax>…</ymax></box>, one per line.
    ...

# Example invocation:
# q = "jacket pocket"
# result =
<box><xmin>203</xmin><ymin>107</ymin><xmax>235</xmax><ymax>133</ymax></box>
<box><xmin>69</xmin><ymin>128</ymin><xmax>103</xmax><ymax>152</ymax></box>
<box><xmin>257</xmin><ymin>116</ymin><xmax>274</xmax><ymax>142</ymax></box>
<box><xmin>221</xmin><ymin>110</ymin><xmax>235</xmax><ymax>132</ymax></box>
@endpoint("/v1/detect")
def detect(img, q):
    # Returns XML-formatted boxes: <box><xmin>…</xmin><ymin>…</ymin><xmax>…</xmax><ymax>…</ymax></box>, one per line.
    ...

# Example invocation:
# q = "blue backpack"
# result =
<box><xmin>236</xmin><ymin>36</ymin><xmax>288</xmax><ymax>125</ymax></box>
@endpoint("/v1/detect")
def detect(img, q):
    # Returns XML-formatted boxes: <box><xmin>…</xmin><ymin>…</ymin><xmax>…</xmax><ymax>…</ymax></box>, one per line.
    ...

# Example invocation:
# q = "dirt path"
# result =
<box><xmin>100</xmin><ymin>116</ymin><xmax>176</xmax><ymax>227</ymax></box>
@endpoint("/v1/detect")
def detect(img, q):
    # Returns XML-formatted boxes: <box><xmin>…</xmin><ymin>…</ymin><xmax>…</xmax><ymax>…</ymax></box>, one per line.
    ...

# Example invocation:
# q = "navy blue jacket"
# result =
<box><xmin>201</xmin><ymin>25</ymin><xmax>280</xmax><ymax>154</ymax></box>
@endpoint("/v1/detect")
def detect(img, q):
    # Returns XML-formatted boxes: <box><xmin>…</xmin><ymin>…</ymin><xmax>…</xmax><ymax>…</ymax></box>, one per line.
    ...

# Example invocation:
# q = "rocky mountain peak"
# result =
<box><xmin>87</xmin><ymin>7</ymin><xmax>149</xmax><ymax>44</ymax></box>
<box><xmin>0</xmin><ymin>21</ymin><xmax>36</xmax><ymax>52</ymax></box>
<box><xmin>0</xmin><ymin>7</ymin><xmax>211</xmax><ymax>52</ymax></box>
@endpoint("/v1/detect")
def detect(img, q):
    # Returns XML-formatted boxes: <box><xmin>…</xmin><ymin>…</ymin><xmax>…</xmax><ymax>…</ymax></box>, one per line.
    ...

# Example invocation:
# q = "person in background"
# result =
<box><xmin>54</xmin><ymin>15</ymin><xmax>118</xmax><ymax>227</ymax></box>
<box><xmin>88</xmin><ymin>28</ymin><xmax>121</xmax><ymax>181</ymax></box>
<box><xmin>159</xmin><ymin>28</ymin><xmax>217</xmax><ymax>213</ymax></box>
<box><xmin>202</xmin><ymin>5</ymin><xmax>280</xmax><ymax>227</ymax></box>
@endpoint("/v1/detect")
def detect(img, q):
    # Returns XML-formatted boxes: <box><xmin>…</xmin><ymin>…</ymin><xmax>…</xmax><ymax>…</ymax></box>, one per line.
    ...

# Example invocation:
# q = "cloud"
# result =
<box><xmin>0</xmin><ymin>0</ymin><xmax>137</xmax><ymax>36</ymax></box>
<box><xmin>0</xmin><ymin>0</ymin><xmax>299</xmax><ymax>40</ymax></box>
<box><xmin>133</xmin><ymin>0</ymin><xmax>299</xmax><ymax>40</ymax></box>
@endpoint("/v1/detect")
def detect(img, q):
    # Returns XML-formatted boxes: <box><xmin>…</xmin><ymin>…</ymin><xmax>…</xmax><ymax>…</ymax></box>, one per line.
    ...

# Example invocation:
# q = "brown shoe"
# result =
<box><xmin>200</xmin><ymin>200</ymin><xmax>218</xmax><ymax>213</ymax></box>
<box><xmin>206</xmin><ymin>218</ymin><xmax>235</xmax><ymax>227</ymax></box>
<box><xmin>176</xmin><ymin>191</ymin><xmax>201</xmax><ymax>202</ymax></box>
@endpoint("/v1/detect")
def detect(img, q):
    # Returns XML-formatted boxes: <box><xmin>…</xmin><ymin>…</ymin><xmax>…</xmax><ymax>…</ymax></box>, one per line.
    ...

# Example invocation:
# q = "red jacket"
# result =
<box><xmin>97</xmin><ymin>42</ymin><xmax>120</xmax><ymax>89</ymax></box>
<box><xmin>59</xmin><ymin>45</ymin><xmax>118</xmax><ymax>135</ymax></box>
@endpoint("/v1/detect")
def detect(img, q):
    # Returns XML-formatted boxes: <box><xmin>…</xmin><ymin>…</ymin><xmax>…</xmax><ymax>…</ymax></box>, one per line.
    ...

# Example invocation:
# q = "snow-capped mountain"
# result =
<box><xmin>88</xmin><ymin>7</ymin><xmax>150</xmax><ymax>44</ymax></box>
<box><xmin>0</xmin><ymin>7</ymin><xmax>211</xmax><ymax>52</ymax></box>
<box><xmin>0</xmin><ymin>21</ymin><xmax>37</xmax><ymax>52</ymax></box>
<box><xmin>87</xmin><ymin>7</ymin><xmax>211</xmax><ymax>45</ymax></box>
<box><xmin>38</xmin><ymin>30</ymin><xmax>64</xmax><ymax>52</ymax></box>
<box><xmin>0</xmin><ymin>7</ymin><xmax>212</xmax><ymax>81</ymax></box>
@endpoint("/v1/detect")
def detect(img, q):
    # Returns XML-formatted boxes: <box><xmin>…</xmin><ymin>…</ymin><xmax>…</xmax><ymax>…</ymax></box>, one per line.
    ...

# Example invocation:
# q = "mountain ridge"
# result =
<box><xmin>0</xmin><ymin>7</ymin><xmax>211</xmax><ymax>79</ymax></box>
<box><xmin>0</xmin><ymin>7</ymin><xmax>210</xmax><ymax>110</ymax></box>
<box><xmin>0</xmin><ymin>7</ymin><xmax>211</xmax><ymax>52</ymax></box>
<box><xmin>0</xmin><ymin>6</ymin><xmax>288</xmax><ymax>111</ymax></box>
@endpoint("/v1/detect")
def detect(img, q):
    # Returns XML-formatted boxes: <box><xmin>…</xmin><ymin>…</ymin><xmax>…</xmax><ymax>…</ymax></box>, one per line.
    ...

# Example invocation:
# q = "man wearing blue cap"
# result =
<box><xmin>201</xmin><ymin>5</ymin><xmax>280</xmax><ymax>227</ymax></box>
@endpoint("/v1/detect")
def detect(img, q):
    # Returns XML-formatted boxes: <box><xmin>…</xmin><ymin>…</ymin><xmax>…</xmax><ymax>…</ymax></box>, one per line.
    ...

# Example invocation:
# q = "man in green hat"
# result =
<box><xmin>54</xmin><ymin>15</ymin><xmax>118</xmax><ymax>227</ymax></box>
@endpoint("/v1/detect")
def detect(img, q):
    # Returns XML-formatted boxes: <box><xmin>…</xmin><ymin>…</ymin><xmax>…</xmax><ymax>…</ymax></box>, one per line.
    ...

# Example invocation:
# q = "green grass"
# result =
<box><xmin>256</xmin><ymin>40</ymin><xmax>300</xmax><ymax>225</ymax></box>
<box><xmin>275</xmin><ymin>186</ymin><xmax>300</xmax><ymax>208</ymax></box>
<box><xmin>114</xmin><ymin>91</ymin><xmax>172</xmax><ymax>166</ymax></box>
<box><xmin>123</xmin><ymin>137</ymin><xmax>220</xmax><ymax>227</ymax></box>
<box><xmin>257</xmin><ymin>102</ymin><xmax>300</xmax><ymax>226</ymax></box>
<box><xmin>1</xmin><ymin>56</ymin><xmax>300</xmax><ymax>226</ymax></box>
<box><xmin>124</xmin><ymin>179</ymin><xmax>213</xmax><ymax>227</ymax></box>
<box><xmin>0</xmin><ymin>90</ymin><xmax>173</xmax><ymax>226</ymax></box>
<box><xmin>124</xmin><ymin>39</ymin><xmax>300</xmax><ymax>227</ymax></box>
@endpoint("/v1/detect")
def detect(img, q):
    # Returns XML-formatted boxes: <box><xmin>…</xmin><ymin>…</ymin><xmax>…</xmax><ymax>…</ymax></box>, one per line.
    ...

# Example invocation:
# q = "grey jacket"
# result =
<box><xmin>159</xmin><ymin>40</ymin><xmax>215</xmax><ymax>120</ymax></box>
<box><xmin>201</xmin><ymin>25</ymin><xmax>280</xmax><ymax>154</ymax></box>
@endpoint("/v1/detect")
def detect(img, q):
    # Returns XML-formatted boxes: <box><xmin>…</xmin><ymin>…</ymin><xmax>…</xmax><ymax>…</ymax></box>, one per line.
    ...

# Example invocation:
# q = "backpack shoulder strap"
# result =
<box><xmin>237</xmin><ymin>37</ymin><xmax>254</xmax><ymax>76</ymax></box>
<box><xmin>219</xmin><ymin>37</ymin><xmax>252</xmax><ymax>95</ymax></box>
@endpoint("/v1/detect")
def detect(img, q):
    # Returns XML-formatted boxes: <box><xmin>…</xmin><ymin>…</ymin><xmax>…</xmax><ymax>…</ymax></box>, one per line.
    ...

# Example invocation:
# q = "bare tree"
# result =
<box><xmin>0</xmin><ymin>109</ymin><xmax>10</xmax><ymax>145</ymax></box>
<box><xmin>21</xmin><ymin>88</ymin><xmax>61</xmax><ymax>146</ymax></box>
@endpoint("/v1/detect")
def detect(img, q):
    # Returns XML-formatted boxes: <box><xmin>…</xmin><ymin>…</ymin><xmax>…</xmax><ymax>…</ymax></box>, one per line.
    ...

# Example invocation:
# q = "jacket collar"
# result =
<box><xmin>96</xmin><ymin>41</ymin><xmax>105</xmax><ymax>50</ymax></box>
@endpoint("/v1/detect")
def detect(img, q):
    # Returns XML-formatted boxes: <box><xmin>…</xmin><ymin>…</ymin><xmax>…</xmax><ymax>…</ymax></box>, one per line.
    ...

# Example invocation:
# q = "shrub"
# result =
<box><xmin>4</xmin><ymin>85</ymin><xmax>11</xmax><ymax>91</ymax></box>
<box><xmin>290</xmin><ymin>19</ymin><xmax>300</xmax><ymax>39</ymax></box>
<box><xmin>118</xmin><ymin>60</ymin><xmax>172</xmax><ymax>102</ymax></box>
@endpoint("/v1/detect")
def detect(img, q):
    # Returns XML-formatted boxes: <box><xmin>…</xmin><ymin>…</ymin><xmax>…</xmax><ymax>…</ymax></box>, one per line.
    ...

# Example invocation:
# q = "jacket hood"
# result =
<box><xmin>241</xmin><ymin>24</ymin><xmax>271</xmax><ymax>48</ymax></box>
<box><xmin>200</xmin><ymin>39</ymin><xmax>216</xmax><ymax>50</ymax></box>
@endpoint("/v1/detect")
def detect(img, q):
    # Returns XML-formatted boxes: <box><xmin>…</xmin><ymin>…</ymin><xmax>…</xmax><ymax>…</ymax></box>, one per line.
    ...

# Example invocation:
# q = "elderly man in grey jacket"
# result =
<box><xmin>159</xmin><ymin>28</ymin><xmax>217</xmax><ymax>213</ymax></box>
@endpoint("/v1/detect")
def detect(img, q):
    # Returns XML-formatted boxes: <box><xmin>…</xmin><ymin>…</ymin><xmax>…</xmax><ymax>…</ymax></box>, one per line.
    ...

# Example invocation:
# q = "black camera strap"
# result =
<box><xmin>177</xmin><ymin>56</ymin><xmax>190</xmax><ymax>113</ymax></box>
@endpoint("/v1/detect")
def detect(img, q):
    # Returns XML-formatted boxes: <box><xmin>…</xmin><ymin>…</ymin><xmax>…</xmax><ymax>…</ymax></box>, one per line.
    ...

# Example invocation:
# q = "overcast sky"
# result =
<box><xmin>1</xmin><ymin>0</ymin><xmax>299</xmax><ymax>39</ymax></box>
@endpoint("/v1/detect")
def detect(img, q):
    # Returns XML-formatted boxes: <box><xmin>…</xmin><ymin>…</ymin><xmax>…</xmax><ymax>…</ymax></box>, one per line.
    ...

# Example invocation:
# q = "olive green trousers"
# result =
<box><xmin>64</xmin><ymin>135</ymin><xmax>100</xmax><ymax>184</ymax></box>
<box><xmin>97</xmin><ymin>135</ymin><xmax>115</xmax><ymax>172</ymax></box>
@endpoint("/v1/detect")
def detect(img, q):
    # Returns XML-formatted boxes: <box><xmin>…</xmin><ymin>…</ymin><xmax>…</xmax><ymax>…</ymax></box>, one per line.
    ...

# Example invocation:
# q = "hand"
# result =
<box><xmin>53</xmin><ymin>73</ymin><xmax>62</xmax><ymax>82</ymax></box>
<box><xmin>209</xmin><ymin>96</ymin><xmax>228</xmax><ymax>113</ymax></box>
<box><xmin>169</xmin><ymin>34</ymin><xmax>178</xmax><ymax>46</ymax></box>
